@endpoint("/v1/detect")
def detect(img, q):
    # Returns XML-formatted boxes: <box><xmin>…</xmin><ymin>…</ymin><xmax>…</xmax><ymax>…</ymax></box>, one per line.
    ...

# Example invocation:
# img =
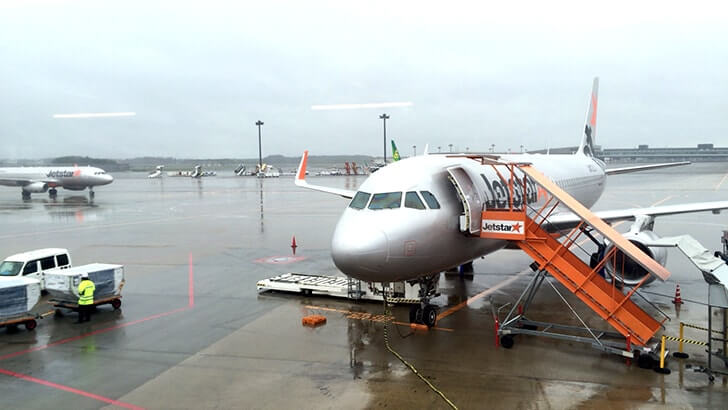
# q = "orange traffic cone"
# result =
<box><xmin>673</xmin><ymin>284</ymin><xmax>683</xmax><ymax>305</ymax></box>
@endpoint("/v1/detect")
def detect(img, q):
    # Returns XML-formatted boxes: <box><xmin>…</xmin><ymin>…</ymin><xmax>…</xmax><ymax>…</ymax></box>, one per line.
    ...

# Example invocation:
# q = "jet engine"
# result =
<box><xmin>603</xmin><ymin>229</ymin><xmax>667</xmax><ymax>286</ymax></box>
<box><xmin>22</xmin><ymin>182</ymin><xmax>48</xmax><ymax>193</ymax></box>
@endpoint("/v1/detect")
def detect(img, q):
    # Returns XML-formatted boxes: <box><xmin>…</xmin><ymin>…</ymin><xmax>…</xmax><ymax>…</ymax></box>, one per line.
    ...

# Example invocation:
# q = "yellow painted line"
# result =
<box><xmin>436</xmin><ymin>268</ymin><xmax>532</xmax><ymax>321</ymax></box>
<box><xmin>304</xmin><ymin>305</ymin><xmax>454</xmax><ymax>332</ymax></box>
<box><xmin>715</xmin><ymin>172</ymin><xmax>728</xmax><ymax>190</ymax></box>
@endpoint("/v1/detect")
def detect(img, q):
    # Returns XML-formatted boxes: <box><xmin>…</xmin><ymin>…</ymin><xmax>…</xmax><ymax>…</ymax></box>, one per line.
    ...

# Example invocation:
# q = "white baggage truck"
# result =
<box><xmin>0</xmin><ymin>248</ymin><xmax>72</xmax><ymax>290</ymax></box>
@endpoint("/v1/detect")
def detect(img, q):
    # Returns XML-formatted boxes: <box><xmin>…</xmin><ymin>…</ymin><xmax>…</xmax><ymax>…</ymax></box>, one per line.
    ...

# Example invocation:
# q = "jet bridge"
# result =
<box><xmin>472</xmin><ymin>158</ymin><xmax>671</xmax><ymax>356</ymax></box>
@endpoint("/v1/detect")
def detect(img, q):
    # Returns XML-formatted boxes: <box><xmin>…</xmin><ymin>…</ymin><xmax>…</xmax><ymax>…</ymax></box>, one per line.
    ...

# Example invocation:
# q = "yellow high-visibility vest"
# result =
<box><xmin>78</xmin><ymin>279</ymin><xmax>95</xmax><ymax>305</ymax></box>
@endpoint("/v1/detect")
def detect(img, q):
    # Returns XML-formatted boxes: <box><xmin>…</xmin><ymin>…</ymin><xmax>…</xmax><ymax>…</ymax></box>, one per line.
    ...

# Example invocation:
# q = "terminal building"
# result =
<box><xmin>529</xmin><ymin>143</ymin><xmax>728</xmax><ymax>162</ymax></box>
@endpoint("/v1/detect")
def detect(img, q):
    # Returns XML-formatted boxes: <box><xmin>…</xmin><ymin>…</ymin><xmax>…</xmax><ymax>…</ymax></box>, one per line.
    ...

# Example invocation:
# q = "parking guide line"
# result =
<box><xmin>0</xmin><ymin>307</ymin><xmax>189</xmax><ymax>362</ymax></box>
<box><xmin>437</xmin><ymin>268</ymin><xmax>532</xmax><ymax>322</ymax></box>
<box><xmin>1</xmin><ymin>255</ymin><xmax>196</xmax><ymax>362</ymax></box>
<box><xmin>189</xmin><ymin>253</ymin><xmax>195</xmax><ymax>308</ymax></box>
<box><xmin>716</xmin><ymin>172</ymin><xmax>728</xmax><ymax>190</ymax></box>
<box><xmin>304</xmin><ymin>305</ymin><xmax>454</xmax><ymax>332</ymax></box>
<box><xmin>0</xmin><ymin>367</ymin><xmax>145</xmax><ymax>410</ymax></box>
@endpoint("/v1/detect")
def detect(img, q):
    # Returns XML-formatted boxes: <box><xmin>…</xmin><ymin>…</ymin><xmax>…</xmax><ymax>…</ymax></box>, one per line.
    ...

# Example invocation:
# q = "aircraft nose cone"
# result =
<box><xmin>331</xmin><ymin>222</ymin><xmax>388</xmax><ymax>280</ymax></box>
<box><xmin>103</xmin><ymin>174</ymin><xmax>114</xmax><ymax>185</ymax></box>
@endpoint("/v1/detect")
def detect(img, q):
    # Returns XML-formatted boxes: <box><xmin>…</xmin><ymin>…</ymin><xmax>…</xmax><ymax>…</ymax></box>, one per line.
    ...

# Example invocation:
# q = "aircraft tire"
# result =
<box><xmin>49</xmin><ymin>188</ymin><xmax>57</xmax><ymax>197</ymax></box>
<box><xmin>22</xmin><ymin>192</ymin><xmax>30</xmax><ymax>200</ymax></box>
<box><xmin>423</xmin><ymin>305</ymin><xmax>437</xmax><ymax>328</ymax></box>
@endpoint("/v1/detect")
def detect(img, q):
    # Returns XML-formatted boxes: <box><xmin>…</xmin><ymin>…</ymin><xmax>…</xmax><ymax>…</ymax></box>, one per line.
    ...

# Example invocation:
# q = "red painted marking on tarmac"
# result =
<box><xmin>0</xmin><ymin>367</ymin><xmax>145</xmax><ymax>410</ymax></box>
<box><xmin>188</xmin><ymin>253</ymin><xmax>195</xmax><ymax>308</ymax></box>
<box><xmin>0</xmin><ymin>307</ymin><xmax>188</xmax><ymax>362</ymax></box>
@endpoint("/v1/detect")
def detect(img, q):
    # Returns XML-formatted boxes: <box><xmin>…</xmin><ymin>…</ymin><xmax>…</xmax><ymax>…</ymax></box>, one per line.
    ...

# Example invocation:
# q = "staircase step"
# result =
<box><xmin>517</xmin><ymin>219</ymin><xmax>661</xmax><ymax>346</ymax></box>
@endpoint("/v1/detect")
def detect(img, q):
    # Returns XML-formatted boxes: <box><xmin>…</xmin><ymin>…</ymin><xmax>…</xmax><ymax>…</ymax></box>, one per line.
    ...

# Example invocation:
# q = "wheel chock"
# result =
<box><xmin>302</xmin><ymin>315</ymin><xmax>327</xmax><ymax>327</ymax></box>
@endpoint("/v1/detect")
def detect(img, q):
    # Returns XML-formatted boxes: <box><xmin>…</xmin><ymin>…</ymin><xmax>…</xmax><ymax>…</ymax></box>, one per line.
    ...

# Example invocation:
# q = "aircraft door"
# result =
<box><xmin>446</xmin><ymin>167</ymin><xmax>484</xmax><ymax>235</ymax></box>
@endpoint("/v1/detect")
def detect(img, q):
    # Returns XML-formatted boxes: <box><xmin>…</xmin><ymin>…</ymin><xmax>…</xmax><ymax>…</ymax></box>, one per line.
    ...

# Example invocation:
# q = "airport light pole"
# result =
<box><xmin>256</xmin><ymin>120</ymin><xmax>264</xmax><ymax>172</ymax></box>
<box><xmin>448</xmin><ymin>143</ymin><xmax>453</xmax><ymax>153</ymax></box>
<box><xmin>413</xmin><ymin>145</ymin><xmax>416</xmax><ymax>157</ymax></box>
<box><xmin>379</xmin><ymin>113</ymin><xmax>389</xmax><ymax>163</ymax></box>
<box><xmin>438</xmin><ymin>146</ymin><xmax>441</xmax><ymax>153</ymax></box>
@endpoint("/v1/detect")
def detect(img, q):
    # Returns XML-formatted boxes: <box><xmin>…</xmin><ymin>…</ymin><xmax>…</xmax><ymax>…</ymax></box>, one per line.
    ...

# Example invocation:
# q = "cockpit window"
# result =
<box><xmin>420</xmin><ymin>191</ymin><xmax>441</xmax><ymax>209</ymax></box>
<box><xmin>368</xmin><ymin>192</ymin><xmax>402</xmax><ymax>210</ymax></box>
<box><xmin>349</xmin><ymin>191</ymin><xmax>371</xmax><ymax>209</ymax></box>
<box><xmin>404</xmin><ymin>191</ymin><xmax>425</xmax><ymax>210</ymax></box>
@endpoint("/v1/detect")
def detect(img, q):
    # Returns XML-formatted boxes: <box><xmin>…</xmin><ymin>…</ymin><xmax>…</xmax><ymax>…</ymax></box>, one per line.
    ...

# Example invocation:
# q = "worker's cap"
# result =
<box><xmin>80</xmin><ymin>273</ymin><xmax>89</xmax><ymax>279</ymax></box>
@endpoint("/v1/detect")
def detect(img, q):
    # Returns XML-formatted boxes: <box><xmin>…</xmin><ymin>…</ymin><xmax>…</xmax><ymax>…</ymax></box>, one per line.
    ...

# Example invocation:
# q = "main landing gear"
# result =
<box><xmin>408</xmin><ymin>274</ymin><xmax>440</xmax><ymax>328</ymax></box>
<box><xmin>49</xmin><ymin>188</ymin><xmax>58</xmax><ymax>198</ymax></box>
<box><xmin>21</xmin><ymin>191</ymin><xmax>31</xmax><ymax>200</ymax></box>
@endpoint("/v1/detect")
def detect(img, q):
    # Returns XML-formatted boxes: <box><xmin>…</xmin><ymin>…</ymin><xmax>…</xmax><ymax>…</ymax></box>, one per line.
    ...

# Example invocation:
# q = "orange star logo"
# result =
<box><xmin>512</xmin><ymin>222</ymin><xmax>522</xmax><ymax>233</ymax></box>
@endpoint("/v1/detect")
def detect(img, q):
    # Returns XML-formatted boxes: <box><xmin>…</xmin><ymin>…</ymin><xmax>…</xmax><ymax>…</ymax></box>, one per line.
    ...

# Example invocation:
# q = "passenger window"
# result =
<box><xmin>56</xmin><ymin>254</ymin><xmax>69</xmax><ymax>267</ymax></box>
<box><xmin>23</xmin><ymin>261</ymin><xmax>38</xmax><ymax>275</ymax></box>
<box><xmin>349</xmin><ymin>192</ymin><xmax>371</xmax><ymax>209</ymax></box>
<box><xmin>368</xmin><ymin>192</ymin><xmax>402</xmax><ymax>210</ymax></box>
<box><xmin>404</xmin><ymin>191</ymin><xmax>426</xmax><ymax>210</ymax></box>
<box><xmin>40</xmin><ymin>256</ymin><xmax>56</xmax><ymax>270</ymax></box>
<box><xmin>420</xmin><ymin>191</ymin><xmax>441</xmax><ymax>209</ymax></box>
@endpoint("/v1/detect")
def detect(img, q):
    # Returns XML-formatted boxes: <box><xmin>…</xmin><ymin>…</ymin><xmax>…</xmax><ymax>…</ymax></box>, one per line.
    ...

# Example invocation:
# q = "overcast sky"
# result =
<box><xmin>1</xmin><ymin>0</ymin><xmax>726</xmax><ymax>159</ymax></box>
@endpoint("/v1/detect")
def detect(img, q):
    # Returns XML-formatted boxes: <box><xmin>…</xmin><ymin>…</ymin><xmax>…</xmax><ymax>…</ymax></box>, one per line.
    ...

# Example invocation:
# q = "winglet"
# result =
<box><xmin>296</xmin><ymin>150</ymin><xmax>309</xmax><ymax>182</ymax></box>
<box><xmin>293</xmin><ymin>150</ymin><xmax>356</xmax><ymax>199</ymax></box>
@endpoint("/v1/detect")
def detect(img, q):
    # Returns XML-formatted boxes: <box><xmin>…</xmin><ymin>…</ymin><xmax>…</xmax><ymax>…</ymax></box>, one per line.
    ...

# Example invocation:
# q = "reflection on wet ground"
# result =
<box><xmin>0</xmin><ymin>166</ymin><xmax>727</xmax><ymax>408</ymax></box>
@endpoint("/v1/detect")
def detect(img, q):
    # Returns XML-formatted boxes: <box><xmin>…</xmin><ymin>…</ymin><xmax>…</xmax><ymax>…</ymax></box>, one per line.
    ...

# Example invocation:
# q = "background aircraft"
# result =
<box><xmin>0</xmin><ymin>165</ymin><xmax>114</xmax><ymax>199</ymax></box>
<box><xmin>295</xmin><ymin>78</ymin><xmax>728</xmax><ymax>327</ymax></box>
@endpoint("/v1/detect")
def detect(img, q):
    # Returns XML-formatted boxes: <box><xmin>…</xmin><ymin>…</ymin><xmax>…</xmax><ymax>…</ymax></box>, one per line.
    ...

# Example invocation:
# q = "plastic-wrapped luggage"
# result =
<box><xmin>0</xmin><ymin>277</ymin><xmax>41</xmax><ymax>319</ymax></box>
<box><xmin>45</xmin><ymin>263</ymin><xmax>124</xmax><ymax>303</ymax></box>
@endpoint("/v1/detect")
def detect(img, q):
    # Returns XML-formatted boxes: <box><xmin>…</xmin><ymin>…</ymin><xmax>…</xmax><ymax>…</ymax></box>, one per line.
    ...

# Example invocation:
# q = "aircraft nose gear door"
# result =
<box><xmin>447</xmin><ymin>166</ymin><xmax>484</xmax><ymax>235</ymax></box>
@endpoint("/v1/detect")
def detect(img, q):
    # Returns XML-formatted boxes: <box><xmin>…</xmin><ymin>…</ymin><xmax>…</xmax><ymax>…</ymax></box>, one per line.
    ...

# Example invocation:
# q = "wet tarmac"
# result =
<box><xmin>0</xmin><ymin>163</ymin><xmax>727</xmax><ymax>409</ymax></box>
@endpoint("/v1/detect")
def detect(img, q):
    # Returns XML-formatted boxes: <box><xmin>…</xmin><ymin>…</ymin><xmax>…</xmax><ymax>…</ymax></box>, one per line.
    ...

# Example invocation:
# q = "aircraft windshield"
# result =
<box><xmin>420</xmin><ymin>191</ymin><xmax>440</xmax><ymax>209</ymax></box>
<box><xmin>404</xmin><ymin>191</ymin><xmax>426</xmax><ymax>210</ymax></box>
<box><xmin>349</xmin><ymin>191</ymin><xmax>371</xmax><ymax>209</ymax></box>
<box><xmin>0</xmin><ymin>261</ymin><xmax>22</xmax><ymax>276</ymax></box>
<box><xmin>368</xmin><ymin>192</ymin><xmax>402</xmax><ymax>210</ymax></box>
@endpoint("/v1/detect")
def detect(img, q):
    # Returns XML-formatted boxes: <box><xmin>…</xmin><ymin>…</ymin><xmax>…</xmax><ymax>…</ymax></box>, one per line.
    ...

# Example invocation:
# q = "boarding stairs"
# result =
<box><xmin>454</xmin><ymin>157</ymin><xmax>671</xmax><ymax>347</ymax></box>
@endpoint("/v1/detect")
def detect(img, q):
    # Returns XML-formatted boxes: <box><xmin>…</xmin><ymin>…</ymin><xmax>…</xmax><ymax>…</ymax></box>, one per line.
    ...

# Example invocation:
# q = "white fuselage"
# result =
<box><xmin>0</xmin><ymin>166</ymin><xmax>114</xmax><ymax>192</ymax></box>
<box><xmin>331</xmin><ymin>153</ymin><xmax>607</xmax><ymax>282</ymax></box>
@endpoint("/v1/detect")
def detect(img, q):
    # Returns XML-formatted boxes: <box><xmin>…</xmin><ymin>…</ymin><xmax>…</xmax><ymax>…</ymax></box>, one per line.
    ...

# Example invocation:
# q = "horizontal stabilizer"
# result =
<box><xmin>605</xmin><ymin>161</ymin><xmax>691</xmax><ymax>175</ymax></box>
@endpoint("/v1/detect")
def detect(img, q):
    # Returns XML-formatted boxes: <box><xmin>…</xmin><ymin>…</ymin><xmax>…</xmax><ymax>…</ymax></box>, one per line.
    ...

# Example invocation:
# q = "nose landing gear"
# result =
<box><xmin>408</xmin><ymin>274</ymin><xmax>440</xmax><ymax>328</ymax></box>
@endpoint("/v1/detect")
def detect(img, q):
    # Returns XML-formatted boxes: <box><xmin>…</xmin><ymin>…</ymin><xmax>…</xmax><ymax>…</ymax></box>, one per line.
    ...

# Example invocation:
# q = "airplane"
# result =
<box><xmin>0</xmin><ymin>165</ymin><xmax>114</xmax><ymax>199</ymax></box>
<box><xmin>295</xmin><ymin>77</ymin><xmax>728</xmax><ymax>327</ymax></box>
<box><xmin>391</xmin><ymin>140</ymin><xmax>401</xmax><ymax>161</ymax></box>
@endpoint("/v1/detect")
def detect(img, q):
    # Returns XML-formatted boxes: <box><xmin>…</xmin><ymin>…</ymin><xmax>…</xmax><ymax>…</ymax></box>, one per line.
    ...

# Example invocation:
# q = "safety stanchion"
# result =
<box><xmin>673</xmin><ymin>322</ymin><xmax>690</xmax><ymax>359</ymax></box>
<box><xmin>654</xmin><ymin>335</ymin><xmax>671</xmax><ymax>374</ymax></box>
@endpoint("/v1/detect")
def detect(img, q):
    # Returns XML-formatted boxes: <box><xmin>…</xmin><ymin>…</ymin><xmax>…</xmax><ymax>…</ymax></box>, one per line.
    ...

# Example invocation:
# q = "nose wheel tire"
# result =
<box><xmin>422</xmin><ymin>305</ymin><xmax>437</xmax><ymax>328</ymax></box>
<box><xmin>408</xmin><ymin>304</ymin><xmax>438</xmax><ymax>328</ymax></box>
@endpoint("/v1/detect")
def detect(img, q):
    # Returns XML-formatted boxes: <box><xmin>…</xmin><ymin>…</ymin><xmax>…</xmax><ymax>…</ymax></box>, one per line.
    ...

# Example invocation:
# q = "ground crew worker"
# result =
<box><xmin>77</xmin><ymin>273</ymin><xmax>95</xmax><ymax>323</ymax></box>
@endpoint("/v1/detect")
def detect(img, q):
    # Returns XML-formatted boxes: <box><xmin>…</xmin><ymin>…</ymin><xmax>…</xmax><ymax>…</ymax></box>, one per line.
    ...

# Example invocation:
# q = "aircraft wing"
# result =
<box><xmin>544</xmin><ymin>201</ymin><xmax>728</xmax><ymax>231</ymax></box>
<box><xmin>605</xmin><ymin>161</ymin><xmax>691</xmax><ymax>175</ymax></box>
<box><xmin>0</xmin><ymin>177</ymin><xmax>58</xmax><ymax>187</ymax></box>
<box><xmin>295</xmin><ymin>151</ymin><xmax>356</xmax><ymax>199</ymax></box>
